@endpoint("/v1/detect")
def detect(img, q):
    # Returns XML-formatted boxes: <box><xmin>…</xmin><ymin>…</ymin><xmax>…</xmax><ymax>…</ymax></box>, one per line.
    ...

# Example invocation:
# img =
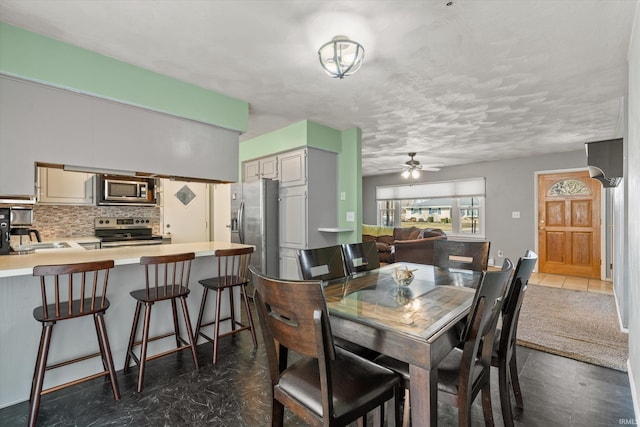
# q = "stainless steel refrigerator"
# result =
<box><xmin>230</xmin><ymin>178</ymin><xmax>279</xmax><ymax>278</ymax></box>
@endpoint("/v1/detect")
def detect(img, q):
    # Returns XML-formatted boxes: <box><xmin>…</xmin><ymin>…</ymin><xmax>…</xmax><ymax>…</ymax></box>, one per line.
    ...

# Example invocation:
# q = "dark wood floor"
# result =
<box><xmin>1</xmin><ymin>301</ymin><xmax>635</xmax><ymax>426</ymax></box>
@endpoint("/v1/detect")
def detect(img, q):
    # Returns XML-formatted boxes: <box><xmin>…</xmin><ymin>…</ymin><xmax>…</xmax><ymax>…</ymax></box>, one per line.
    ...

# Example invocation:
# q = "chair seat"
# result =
<box><xmin>198</xmin><ymin>275</ymin><xmax>249</xmax><ymax>289</ymax></box>
<box><xmin>130</xmin><ymin>286</ymin><xmax>190</xmax><ymax>302</ymax></box>
<box><xmin>33</xmin><ymin>297</ymin><xmax>110</xmax><ymax>322</ymax></box>
<box><xmin>278</xmin><ymin>347</ymin><xmax>399</xmax><ymax>420</ymax></box>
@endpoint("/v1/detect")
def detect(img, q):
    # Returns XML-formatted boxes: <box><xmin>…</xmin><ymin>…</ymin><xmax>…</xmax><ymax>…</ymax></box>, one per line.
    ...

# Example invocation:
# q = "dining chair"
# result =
<box><xmin>341</xmin><ymin>241</ymin><xmax>380</xmax><ymax>274</ymax></box>
<box><xmin>123</xmin><ymin>252</ymin><xmax>199</xmax><ymax>392</ymax></box>
<box><xmin>298</xmin><ymin>244</ymin><xmax>379</xmax><ymax>359</ymax></box>
<box><xmin>492</xmin><ymin>250</ymin><xmax>538</xmax><ymax>427</ymax></box>
<box><xmin>297</xmin><ymin>245</ymin><xmax>347</xmax><ymax>280</ymax></box>
<box><xmin>250</xmin><ymin>265</ymin><xmax>401</xmax><ymax>427</ymax></box>
<box><xmin>376</xmin><ymin>258</ymin><xmax>513</xmax><ymax>427</ymax></box>
<box><xmin>194</xmin><ymin>246</ymin><xmax>257</xmax><ymax>364</ymax></box>
<box><xmin>433</xmin><ymin>239</ymin><xmax>491</xmax><ymax>271</ymax></box>
<box><xmin>29</xmin><ymin>260</ymin><xmax>120</xmax><ymax>427</ymax></box>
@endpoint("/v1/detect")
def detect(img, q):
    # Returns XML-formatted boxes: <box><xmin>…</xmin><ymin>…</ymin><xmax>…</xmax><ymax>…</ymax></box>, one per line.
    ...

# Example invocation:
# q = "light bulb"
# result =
<box><xmin>402</xmin><ymin>170</ymin><xmax>410</xmax><ymax>179</ymax></box>
<box><xmin>411</xmin><ymin>169</ymin><xmax>420</xmax><ymax>179</ymax></box>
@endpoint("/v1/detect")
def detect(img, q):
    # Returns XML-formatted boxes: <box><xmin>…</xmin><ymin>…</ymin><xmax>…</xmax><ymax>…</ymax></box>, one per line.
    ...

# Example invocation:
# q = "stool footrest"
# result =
<box><xmin>45</xmin><ymin>350</ymin><xmax>102</xmax><ymax>371</ymax></box>
<box><xmin>41</xmin><ymin>370</ymin><xmax>110</xmax><ymax>396</ymax></box>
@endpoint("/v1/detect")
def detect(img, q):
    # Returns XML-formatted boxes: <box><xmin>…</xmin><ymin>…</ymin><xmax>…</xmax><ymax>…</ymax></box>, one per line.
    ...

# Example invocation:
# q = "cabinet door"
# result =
<box><xmin>279</xmin><ymin>186</ymin><xmax>307</xmax><ymax>249</ymax></box>
<box><xmin>280</xmin><ymin>247</ymin><xmax>302</xmax><ymax>280</ymax></box>
<box><xmin>279</xmin><ymin>149</ymin><xmax>306</xmax><ymax>187</ymax></box>
<box><xmin>38</xmin><ymin>168</ymin><xmax>94</xmax><ymax>205</ymax></box>
<box><xmin>243</xmin><ymin>160</ymin><xmax>260</xmax><ymax>183</ymax></box>
<box><xmin>260</xmin><ymin>156</ymin><xmax>279</xmax><ymax>180</ymax></box>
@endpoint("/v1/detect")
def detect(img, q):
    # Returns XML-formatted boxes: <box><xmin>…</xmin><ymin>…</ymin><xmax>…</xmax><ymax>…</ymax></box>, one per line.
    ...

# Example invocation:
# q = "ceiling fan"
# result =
<box><xmin>400</xmin><ymin>152</ymin><xmax>441</xmax><ymax>179</ymax></box>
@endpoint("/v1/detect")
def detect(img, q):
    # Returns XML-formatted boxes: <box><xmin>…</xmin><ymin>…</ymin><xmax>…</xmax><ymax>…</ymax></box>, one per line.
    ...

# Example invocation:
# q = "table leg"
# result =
<box><xmin>409</xmin><ymin>364</ymin><xmax>438</xmax><ymax>426</ymax></box>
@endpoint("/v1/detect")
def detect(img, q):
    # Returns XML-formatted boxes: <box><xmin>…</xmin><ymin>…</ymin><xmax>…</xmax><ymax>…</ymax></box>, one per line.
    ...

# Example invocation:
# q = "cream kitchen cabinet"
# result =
<box><xmin>243</xmin><ymin>155</ymin><xmax>278</xmax><ymax>182</ymax></box>
<box><xmin>37</xmin><ymin>167</ymin><xmax>95</xmax><ymax>205</ymax></box>
<box><xmin>278</xmin><ymin>149</ymin><xmax>306</xmax><ymax>187</ymax></box>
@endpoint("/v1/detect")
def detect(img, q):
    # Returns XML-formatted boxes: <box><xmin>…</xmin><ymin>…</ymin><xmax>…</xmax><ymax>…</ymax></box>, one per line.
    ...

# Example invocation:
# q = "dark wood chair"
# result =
<box><xmin>29</xmin><ymin>260</ymin><xmax>120</xmax><ymax>427</ymax></box>
<box><xmin>124</xmin><ymin>252</ymin><xmax>199</xmax><ymax>392</ymax></box>
<box><xmin>492</xmin><ymin>250</ymin><xmax>537</xmax><ymax>427</ymax></box>
<box><xmin>250</xmin><ymin>265</ymin><xmax>401</xmax><ymax>427</ymax></box>
<box><xmin>297</xmin><ymin>245</ymin><xmax>347</xmax><ymax>280</ymax></box>
<box><xmin>433</xmin><ymin>239</ymin><xmax>491</xmax><ymax>271</ymax></box>
<box><xmin>194</xmin><ymin>246</ymin><xmax>257</xmax><ymax>364</ymax></box>
<box><xmin>376</xmin><ymin>259</ymin><xmax>513</xmax><ymax>427</ymax></box>
<box><xmin>341</xmin><ymin>241</ymin><xmax>380</xmax><ymax>274</ymax></box>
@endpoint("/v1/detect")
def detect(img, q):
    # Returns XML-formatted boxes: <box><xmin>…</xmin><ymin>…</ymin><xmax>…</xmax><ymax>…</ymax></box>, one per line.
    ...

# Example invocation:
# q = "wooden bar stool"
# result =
<box><xmin>194</xmin><ymin>247</ymin><xmax>256</xmax><ymax>364</ymax></box>
<box><xmin>29</xmin><ymin>260</ymin><xmax>120</xmax><ymax>427</ymax></box>
<box><xmin>123</xmin><ymin>252</ymin><xmax>199</xmax><ymax>393</ymax></box>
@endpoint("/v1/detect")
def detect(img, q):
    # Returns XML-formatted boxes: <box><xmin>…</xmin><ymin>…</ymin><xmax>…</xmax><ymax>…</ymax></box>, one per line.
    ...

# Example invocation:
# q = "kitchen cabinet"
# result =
<box><xmin>243</xmin><ymin>155</ymin><xmax>278</xmax><ymax>182</ymax></box>
<box><xmin>278</xmin><ymin>147</ymin><xmax>338</xmax><ymax>280</ymax></box>
<box><xmin>37</xmin><ymin>167</ymin><xmax>95</xmax><ymax>205</ymax></box>
<box><xmin>279</xmin><ymin>149</ymin><xmax>306</xmax><ymax>187</ymax></box>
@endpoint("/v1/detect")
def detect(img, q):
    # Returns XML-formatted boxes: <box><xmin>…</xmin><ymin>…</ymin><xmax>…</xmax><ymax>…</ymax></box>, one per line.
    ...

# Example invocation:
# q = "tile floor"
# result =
<box><xmin>529</xmin><ymin>272</ymin><xmax>614</xmax><ymax>295</ymax></box>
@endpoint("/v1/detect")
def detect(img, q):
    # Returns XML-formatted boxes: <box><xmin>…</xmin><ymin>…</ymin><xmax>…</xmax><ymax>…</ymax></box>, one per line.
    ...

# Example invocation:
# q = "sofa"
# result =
<box><xmin>362</xmin><ymin>224</ymin><xmax>447</xmax><ymax>264</ymax></box>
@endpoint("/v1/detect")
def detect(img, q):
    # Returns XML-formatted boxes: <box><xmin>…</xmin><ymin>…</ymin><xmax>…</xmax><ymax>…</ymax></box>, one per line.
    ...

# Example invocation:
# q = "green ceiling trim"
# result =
<box><xmin>0</xmin><ymin>22</ymin><xmax>248</xmax><ymax>132</ymax></box>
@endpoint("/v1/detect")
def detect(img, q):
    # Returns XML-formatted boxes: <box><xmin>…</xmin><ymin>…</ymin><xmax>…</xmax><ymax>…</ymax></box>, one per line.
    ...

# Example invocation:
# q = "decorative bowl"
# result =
<box><xmin>392</xmin><ymin>266</ymin><xmax>416</xmax><ymax>286</ymax></box>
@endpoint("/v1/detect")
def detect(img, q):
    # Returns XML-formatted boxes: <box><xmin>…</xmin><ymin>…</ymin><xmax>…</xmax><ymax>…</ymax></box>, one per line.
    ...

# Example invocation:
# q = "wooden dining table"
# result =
<box><xmin>323</xmin><ymin>262</ymin><xmax>482</xmax><ymax>426</ymax></box>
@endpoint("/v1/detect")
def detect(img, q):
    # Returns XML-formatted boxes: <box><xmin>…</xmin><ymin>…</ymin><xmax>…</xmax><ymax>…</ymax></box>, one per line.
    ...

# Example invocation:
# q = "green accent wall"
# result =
<box><xmin>0</xmin><ymin>22</ymin><xmax>248</xmax><ymax>132</ymax></box>
<box><xmin>241</xmin><ymin>120</ymin><xmax>362</xmax><ymax>244</ymax></box>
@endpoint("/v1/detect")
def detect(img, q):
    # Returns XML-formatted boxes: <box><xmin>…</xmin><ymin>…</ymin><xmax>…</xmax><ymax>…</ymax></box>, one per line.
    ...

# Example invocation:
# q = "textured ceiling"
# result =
<box><xmin>0</xmin><ymin>0</ymin><xmax>636</xmax><ymax>176</ymax></box>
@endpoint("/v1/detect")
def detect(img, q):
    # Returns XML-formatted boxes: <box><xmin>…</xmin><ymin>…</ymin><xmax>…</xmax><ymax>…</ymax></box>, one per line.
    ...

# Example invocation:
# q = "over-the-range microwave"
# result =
<box><xmin>97</xmin><ymin>174</ymin><xmax>157</xmax><ymax>206</ymax></box>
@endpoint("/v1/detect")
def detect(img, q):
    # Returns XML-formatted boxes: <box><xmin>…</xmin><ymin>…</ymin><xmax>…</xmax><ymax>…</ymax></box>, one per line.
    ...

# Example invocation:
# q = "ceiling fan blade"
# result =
<box><xmin>421</xmin><ymin>167</ymin><xmax>441</xmax><ymax>171</ymax></box>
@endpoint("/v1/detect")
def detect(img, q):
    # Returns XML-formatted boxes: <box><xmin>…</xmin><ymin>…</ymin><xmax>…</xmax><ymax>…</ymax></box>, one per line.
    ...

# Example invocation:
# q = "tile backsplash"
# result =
<box><xmin>0</xmin><ymin>204</ymin><xmax>161</xmax><ymax>238</ymax></box>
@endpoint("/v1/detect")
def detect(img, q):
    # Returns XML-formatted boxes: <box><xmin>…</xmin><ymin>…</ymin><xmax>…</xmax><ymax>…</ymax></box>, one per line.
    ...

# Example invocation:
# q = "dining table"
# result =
<box><xmin>323</xmin><ymin>262</ymin><xmax>482</xmax><ymax>426</ymax></box>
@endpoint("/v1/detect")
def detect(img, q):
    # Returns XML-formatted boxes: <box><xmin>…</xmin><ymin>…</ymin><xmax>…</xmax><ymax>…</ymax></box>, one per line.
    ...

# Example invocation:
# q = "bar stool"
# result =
<box><xmin>194</xmin><ymin>247</ymin><xmax>256</xmax><ymax>364</ymax></box>
<box><xmin>123</xmin><ymin>252</ymin><xmax>199</xmax><ymax>393</ymax></box>
<box><xmin>29</xmin><ymin>260</ymin><xmax>120</xmax><ymax>427</ymax></box>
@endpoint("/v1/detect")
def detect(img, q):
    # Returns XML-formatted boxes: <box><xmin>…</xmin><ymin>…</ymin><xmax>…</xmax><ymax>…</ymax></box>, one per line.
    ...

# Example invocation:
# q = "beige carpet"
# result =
<box><xmin>516</xmin><ymin>285</ymin><xmax>628</xmax><ymax>371</ymax></box>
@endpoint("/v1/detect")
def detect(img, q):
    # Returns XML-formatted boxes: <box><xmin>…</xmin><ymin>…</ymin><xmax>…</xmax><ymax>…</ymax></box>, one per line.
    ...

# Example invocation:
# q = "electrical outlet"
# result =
<box><xmin>497</xmin><ymin>249</ymin><xmax>503</xmax><ymax>257</ymax></box>
<box><xmin>346</xmin><ymin>211</ymin><xmax>355</xmax><ymax>222</ymax></box>
<box><xmin>512</xmin><ymin>211</ymin><xmax>520</xmax><ymax>219</ymax></box>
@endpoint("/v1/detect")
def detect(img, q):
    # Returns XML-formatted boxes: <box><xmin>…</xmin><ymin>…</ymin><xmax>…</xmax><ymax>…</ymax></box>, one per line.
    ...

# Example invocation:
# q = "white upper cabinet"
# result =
<box><xmin>243</xmin><ymin>155</ymin><xmax>279</xmax><ymax>182</ymax></box>
<box><xmin>37</xmin><ymin>167</ymin><xmax>95</xmax><ymax>205</ymax></box>
<box><xmin>278</xmin><ymin>149</ymin><xmax>306</xmax><ymax>187</ymax></box>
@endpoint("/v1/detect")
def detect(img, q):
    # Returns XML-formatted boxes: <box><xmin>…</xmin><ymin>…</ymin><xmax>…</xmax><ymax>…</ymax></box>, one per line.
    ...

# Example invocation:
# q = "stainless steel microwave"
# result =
<box><xmin>97</xmin><ymin>175</ymin><xmax>157</xmax><ymax>206</ymax></box>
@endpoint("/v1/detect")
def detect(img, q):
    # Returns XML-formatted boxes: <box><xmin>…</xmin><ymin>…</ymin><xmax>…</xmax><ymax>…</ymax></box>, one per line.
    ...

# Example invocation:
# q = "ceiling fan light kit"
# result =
<box><xmin>318</xmin><ymin>35</ymin><xmax>365</xmax><ymax>79</ymax></box>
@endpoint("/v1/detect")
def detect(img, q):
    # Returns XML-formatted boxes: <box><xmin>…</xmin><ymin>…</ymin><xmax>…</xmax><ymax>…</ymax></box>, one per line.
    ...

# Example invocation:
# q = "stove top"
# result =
<box><xmin>94</xmin><ymin>217</ymin><xmax>163</xmax><ymax>246</ymax></box>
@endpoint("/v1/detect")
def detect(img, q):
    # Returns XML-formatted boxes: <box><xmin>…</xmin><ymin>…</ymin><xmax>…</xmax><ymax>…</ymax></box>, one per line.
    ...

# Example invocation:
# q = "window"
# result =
<box><xmin>376</xmin><ymin>178</ymin><xmax>485</xmax><ymax>238</ymax></box>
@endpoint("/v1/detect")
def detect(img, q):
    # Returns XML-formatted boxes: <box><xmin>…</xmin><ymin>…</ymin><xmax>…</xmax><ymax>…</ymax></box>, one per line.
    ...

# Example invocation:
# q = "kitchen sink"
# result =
<box><xmin>31</xmin><ymin>242</ymin><xmax>72</xmax><ymax>250</ymax></box>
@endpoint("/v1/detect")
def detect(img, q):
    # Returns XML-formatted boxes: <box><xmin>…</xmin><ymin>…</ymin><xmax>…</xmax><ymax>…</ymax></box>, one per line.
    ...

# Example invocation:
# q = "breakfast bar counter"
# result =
<box><xmin>0</xmin><ymin>241</ymin><xmax>253</xmax><ymax>408</ymax></box>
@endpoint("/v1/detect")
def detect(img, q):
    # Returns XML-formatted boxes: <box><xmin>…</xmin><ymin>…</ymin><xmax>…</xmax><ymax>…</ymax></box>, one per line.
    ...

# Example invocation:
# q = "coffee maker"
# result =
<box><xmin>9</xmin><ymin>207</ymin><xmax>41</xmax><ymax>253</ymax></box>
<box><xmin>0</xmin><ymin>208</ymin><xmax>10</xmax><ymax>255</ymax></box>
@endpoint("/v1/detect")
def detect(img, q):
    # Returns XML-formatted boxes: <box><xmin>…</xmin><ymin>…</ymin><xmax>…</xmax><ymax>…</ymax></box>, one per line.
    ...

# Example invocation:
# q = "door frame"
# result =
<box><xmin>533</xmin><ymin>167</ymin><xmax>607</xmax><ymax>280</ymax></box>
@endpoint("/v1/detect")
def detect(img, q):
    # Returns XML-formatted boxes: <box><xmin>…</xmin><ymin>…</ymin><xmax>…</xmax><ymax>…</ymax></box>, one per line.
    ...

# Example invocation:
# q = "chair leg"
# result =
<box><xmin>136</xmin><ymin>302</ymin><xmax>153</xmax><ymax>393</ymax></box>
<box><xmin>95</xmin><ymin>313</ymin><xmax>121</xmax><ymax>400</ymax></box>
<box><xmin>510</xmin><ymin>350</ymin><xmax>524</xmax><ymax>409</ymax></box>
<box><xmin>271</xmin><ymin>399</ymin><xmax>285</xmax><ymax>427</ymax></box>
<box><xmin>124</xmin><ymin>301</ymin><xmax>142</xmax><ymax>372</ymax></box>
<box><xmin>481</xmin><ymin>383</ymin><xmax>495</xmax><ymax>427</ymax></box>
<box><xmin>171</xmin><ymin>298</ymin><xmax>181</xmax><ymax>348</ymax></box>
<box><xmin>93</xmin><ymin>315</ymin><xmax>108</xmax><ymax>373</ymax></box>
<box><xmin>498</xmin><ymin>356</ymin><xmax>514</xmax><ymax>427</ymax></box>
<box><xmin>228</xmin><ymin>286</ymin><xmax>236</xmax><ymax>332</ymax></box>
<box><xmin>180</xmin><ymin>296</ymin><xmax>200</xmax><ymax>369</ymax></box>
<box><xmin>195</xmin><ymin>287</ymin><xmax>210</xmax><ymax>341</ymax></box>
<box><xmin>28</xmin><ymin>323</ymin><xmax>53</xmax><ymax>427</ymax></box>
<box><xmin>241</xmin><ymin>284</ymin><xmax>258</xmax><ymax>348</ymax></box>
<box><xmin>212</xmin><ymin>288</ymin><xmax>223</xmax><ymax>364</ymax></box>
<box><xmin>402</xmin><ymin>388</ymin><xmax>411</xmax><ymax>427</ymax></box>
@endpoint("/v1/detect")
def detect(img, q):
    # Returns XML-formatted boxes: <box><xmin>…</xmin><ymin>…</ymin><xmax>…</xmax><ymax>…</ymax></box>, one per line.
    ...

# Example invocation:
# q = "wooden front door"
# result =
<box><xmin>538</xmin><ymin>171</ymin><xmax>601</xmax><ymax>278</ymax></box>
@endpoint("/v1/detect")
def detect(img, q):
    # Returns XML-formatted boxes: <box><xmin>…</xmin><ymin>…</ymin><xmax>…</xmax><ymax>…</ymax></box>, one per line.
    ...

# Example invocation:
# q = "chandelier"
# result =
<box><xmin>318</xmin><ymin>35</ymin><xmax>365</xmax><ymax>79</ymax></box>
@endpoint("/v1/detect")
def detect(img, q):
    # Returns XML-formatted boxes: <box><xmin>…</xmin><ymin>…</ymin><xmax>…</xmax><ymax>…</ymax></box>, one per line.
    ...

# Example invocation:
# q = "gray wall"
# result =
<box><xmin>363</xmin><ymin>149</ymin><xmax>588</xmax><ymax>265</ymax></box>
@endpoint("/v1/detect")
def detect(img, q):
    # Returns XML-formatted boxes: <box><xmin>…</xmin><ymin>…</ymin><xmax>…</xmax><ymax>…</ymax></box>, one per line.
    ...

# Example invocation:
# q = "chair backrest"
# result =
<box><xmin>460</xmin><ymin>258</ymin><xmax>513</xmax><ymax>393</ymax></box>
<box><xmin>433</xmin><ymin>239</ymin><xmax>490</xmax><ymax>271</ymax></box>
<box><xmin>33</xmin><ymin>260</ymin><xmax>115</xmax><ymax>321</ymax></box>
<box><xmin>341</xmin><ymin>241</ymin><xmax>380</xmax><ymax>274</ymax></box>
<box><xmin>497</xmin><ymin>250</ymin><xmax>538</xmax><ymax>357</ymax></box>
<box><xmin>297</xmin><ymin>245</ymin><xmax>347</xmax><ymax>280</ymax></box>
<box><xmin>139</xmin><ymin>252</ymin><xmax>195</xmax><ymax>300</ymax></box>
<box><xmin>214</xmin><ymin>246</ymin><xmax>254</xmax><ymax>285</ymax></box>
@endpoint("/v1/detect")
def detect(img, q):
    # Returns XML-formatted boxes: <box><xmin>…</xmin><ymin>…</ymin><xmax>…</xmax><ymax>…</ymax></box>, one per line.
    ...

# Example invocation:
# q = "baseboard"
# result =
<box><xmin>627</xmin><ymin>359</ymin><xmax>639</xmax><ymax>423</ymax></box>
<box><xmin>613</xmin><ymin>284</ymin><xmax>630</xmax><ymax>333</ymax></box>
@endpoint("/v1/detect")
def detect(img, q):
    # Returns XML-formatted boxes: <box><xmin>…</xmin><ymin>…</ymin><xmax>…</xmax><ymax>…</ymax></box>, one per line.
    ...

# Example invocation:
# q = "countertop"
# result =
<box><xmin>0</xmin><ymin>241</ymin><xmax>253</xmax><ymax>278</ymax></box>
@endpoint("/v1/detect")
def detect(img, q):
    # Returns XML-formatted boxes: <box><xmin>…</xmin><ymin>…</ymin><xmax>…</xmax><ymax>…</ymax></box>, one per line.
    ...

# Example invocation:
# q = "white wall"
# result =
<box><xmin>627</xmin><ymin>2</ymin><xmax>640</xmax><ymax>417</ymax></box>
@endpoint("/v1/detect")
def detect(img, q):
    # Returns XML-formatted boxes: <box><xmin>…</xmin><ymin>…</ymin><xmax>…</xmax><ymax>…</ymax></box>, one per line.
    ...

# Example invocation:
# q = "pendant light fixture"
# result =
<box><xmin>318</xmin><ymin>35</ymin><xmax>365</xmax><ymax>79</ymax></box>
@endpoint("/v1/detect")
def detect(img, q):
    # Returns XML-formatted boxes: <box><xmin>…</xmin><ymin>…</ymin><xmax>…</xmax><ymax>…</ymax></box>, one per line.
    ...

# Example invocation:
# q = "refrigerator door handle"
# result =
<box><xmin>238</xmin><ymin>201</ymin><xmax>245</xmax><ymax>244</ymax></box>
